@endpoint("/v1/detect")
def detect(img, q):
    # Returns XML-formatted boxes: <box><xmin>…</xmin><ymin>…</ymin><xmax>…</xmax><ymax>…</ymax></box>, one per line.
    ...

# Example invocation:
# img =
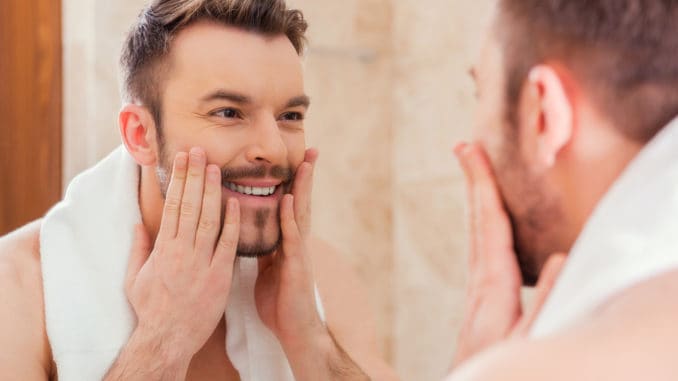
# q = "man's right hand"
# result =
<box><xmin>106</xmin><ymin>147</ymin><xmax>240</xmax><ymax>379</ymax></box>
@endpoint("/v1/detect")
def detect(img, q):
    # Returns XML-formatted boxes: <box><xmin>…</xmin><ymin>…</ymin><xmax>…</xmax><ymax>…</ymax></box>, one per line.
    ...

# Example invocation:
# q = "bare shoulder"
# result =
<box><xmin>448</xmin><ymin>268</ymin><xmax>678</xmax><ymax>381</ymax></box>
<box><xmin>0</xmin><ymin>220</ymin><xmax>53</xmax><ymax>380</ymax></box>
<box><xmin>309</xmin><ymin>236</ymin><xmax>374</xmax><ymax>337</ymax></box>
<box><xmin>309</xmin><ymin>236</ymin><xmax>399</xmax><ymax>380</ymax></box>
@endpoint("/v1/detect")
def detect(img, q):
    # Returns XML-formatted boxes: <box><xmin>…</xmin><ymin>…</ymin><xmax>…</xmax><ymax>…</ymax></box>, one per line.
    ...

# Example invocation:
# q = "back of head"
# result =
<box><xmin>498</xmin><ymin>0</ymin><xmax>678</xmax><ymax>142</ymax></box>
<box><xmin>119</xmin><ymin>0</ymin><xmax>307</xmax><ymax>125</ymax></box>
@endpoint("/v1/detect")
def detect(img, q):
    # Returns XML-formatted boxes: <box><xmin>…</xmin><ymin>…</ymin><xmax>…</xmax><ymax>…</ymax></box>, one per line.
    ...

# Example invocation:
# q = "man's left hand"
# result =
<box><xmin>451</xmin><ymin>142</ymin><xmax>566</xmax><ymax>368</ymax></box>
<box><xmin>254</xmin><ymin>149</ymin><xmax>369</xmax><ymax>381</ymax></box>
<box><xmin>255</xmin><ymin>148</ymin><xmax>323</xmax><ymax>346</ymax></box>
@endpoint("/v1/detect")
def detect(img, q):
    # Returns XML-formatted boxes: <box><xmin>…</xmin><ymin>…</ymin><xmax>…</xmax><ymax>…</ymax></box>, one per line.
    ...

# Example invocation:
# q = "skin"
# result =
<box><xmin>0</xmin><ymin>22</ymin><xmax>397</xmax><ymax>380</ymax></box>
<box><xmin>447</xmin><ymin>7</ymin><xmax>678</xmax><ymax>380</ymax></box>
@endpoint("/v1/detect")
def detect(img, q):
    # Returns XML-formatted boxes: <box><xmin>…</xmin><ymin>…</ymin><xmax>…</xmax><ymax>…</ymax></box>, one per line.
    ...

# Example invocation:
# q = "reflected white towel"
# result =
<box><xmin>530</xmin><ymin>116</ymin><xmax>678</xmax><ymax>337</ymax></box>
<box><xmin>41</xmin><ymin>146</ymin><xmax>323</xmax><ymax>380</ymax></box>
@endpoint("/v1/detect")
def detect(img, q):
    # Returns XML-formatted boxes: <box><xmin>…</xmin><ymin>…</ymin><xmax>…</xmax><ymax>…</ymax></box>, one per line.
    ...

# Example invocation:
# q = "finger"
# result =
<box><xmin>457</xmin><ymin>143</ymin><xmax>514</xmax><ymax>262</ymax></box>
<box><xmin>280</xmin><ymin>194</ymin><xmax>304</xmax><ymax>259</ymax></box>
<box><xmin>458</xmin><ymin>143</ymin><xmax>507</xmax><ymax>223</ymax></box>
<box><xmin>512</xmin><ymin>253</ymin><xmax>567</xmax><ymax>337</ymax></box>
<box><xmin>125</xmin><ymin>224</ymin><xmax>152</xmax><ymax>295</ymax></box>
<box><xmin>303</xmin><ymin>148</ymin><xmax>319</xmax><ymax>166</ymax></box>
<box><xmin>291</xmin><ymin>149</ymin><xmax>318</xmax><ymax>239</ymax></box>
<box><xmin>195</xmin><ymin>164</ymin><xmax>222</xmax><ymax>263</ymax></box>
<box><xmin>177</xmin><ymin>147</ymin><xmax>207</xmax><ymax>241</ymax></box>
<box><xmin>292</xmin><ymin>162</ymin><xmax>312</xmax><ymax>237</ymax></box>
<box><xmin>212</xmin><ymin>198</ymin><xmax>240</xmax><ymax>269</ymax></box>
<box><xmin>157</xmin><ymin>152</ymin><xmax>188</xmax><ymax>240</ymax></box>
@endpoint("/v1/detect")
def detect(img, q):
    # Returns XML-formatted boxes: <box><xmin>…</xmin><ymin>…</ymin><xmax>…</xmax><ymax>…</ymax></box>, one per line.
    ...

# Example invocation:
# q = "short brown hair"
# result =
<box><xmin>120</xmin><ymin>0</ymin><xmax>307</xmax><ymax>126</ymax></box>
<box><xmin>498</xmin><ymin>0</ymin><xmax>678</xmax><ymax>142</ymax></box>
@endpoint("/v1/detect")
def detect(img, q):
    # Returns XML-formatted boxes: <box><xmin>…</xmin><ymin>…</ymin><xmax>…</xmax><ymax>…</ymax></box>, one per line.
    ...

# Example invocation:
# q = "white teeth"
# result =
<box><xmin>225</xmin><ymin>182</ymin><xmax>277</xmax><ymax>197</ymax></box>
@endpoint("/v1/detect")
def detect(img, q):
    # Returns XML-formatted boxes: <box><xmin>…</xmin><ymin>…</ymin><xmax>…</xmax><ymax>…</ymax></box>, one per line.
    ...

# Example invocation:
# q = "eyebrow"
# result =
<box><xmin>200</xmin><ymin>89</ymin><xmax>310</xmax><ymax>109</ymax></box>
<box><xmin>200</xmin><ymin>89</ymin><xmax>252</xmax><ymax>104</ymax></box>
<box><xmin>285</xmin><ymin>95</ymin><xmax>311</xmax><ymax>109</ymax></box>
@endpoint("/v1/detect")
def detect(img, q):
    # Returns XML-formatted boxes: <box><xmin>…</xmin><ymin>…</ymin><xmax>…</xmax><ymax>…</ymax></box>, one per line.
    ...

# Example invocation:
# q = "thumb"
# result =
<box><xmin>512</xmin><ymin>253</ymin><xmax>567</xmax><ymax>337</ymax></box>
<box><xmin>125</xmin><ymin>224</ymin><xmax>152</xmax><ymax>295</ymax></box>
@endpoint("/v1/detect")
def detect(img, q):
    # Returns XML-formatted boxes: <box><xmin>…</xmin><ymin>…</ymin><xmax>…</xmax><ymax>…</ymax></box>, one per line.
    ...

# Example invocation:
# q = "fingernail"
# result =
<box><xmin>207</xmin><ymin>164</ymin><xmax>220</xmax><ymax>181</ymax></box>
<box><xmin>462</xmin><ymin>143</ymin><xmax>475</xmax><ymax>157</ymax></box>
<box><xmin>189</xmin><ymin>146</ymin><xmax>204</xmax><ymax>158</ymax></box>
<box><xmin>453</xmin><ymin>142</ymin><xmax>468</xmax><ymax>159</ymax></box>
<box><xmin>175</xmin><ymin>152</ymin><xmax>188</xmax><ymax>166</ymax></box>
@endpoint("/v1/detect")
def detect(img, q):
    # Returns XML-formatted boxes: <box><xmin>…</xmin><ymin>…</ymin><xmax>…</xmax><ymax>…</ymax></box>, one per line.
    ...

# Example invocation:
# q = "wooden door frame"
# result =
<box><xmin>0</xmin><ymin>0</ymin><xmax>62</xmax><ymax>235</ymax></box>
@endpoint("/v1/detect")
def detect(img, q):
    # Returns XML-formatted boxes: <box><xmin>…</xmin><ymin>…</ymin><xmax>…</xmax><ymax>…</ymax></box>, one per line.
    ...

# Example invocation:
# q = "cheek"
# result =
<box><xmin>282</xmin><ymin>131</ymin><xmax>306</xmax><ymax>167</ymax></box>
<box><xmin>166</xmin><ymin>127</ymin><xmax>244</xmax><ymax>166</ymax></box>
<box><xmin>474</xmin><ymin>113</ymin><xmax>504</xmax><ymax>163</ymax></box>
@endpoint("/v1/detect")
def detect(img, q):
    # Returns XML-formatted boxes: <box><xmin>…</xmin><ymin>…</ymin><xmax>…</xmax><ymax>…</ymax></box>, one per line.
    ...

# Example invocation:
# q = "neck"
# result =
<box><xmin>559</xmin><ymin>124</ymin><xmax>644</xmax><ymax>250</ymax></box>
<box><xmin>139</xmin><ymin>165</ymin><xmax>165</xmax><ymax>243</ymax></box>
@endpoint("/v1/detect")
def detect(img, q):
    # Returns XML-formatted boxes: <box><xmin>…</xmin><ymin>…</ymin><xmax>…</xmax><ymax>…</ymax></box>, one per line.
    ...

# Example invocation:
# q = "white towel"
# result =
<box><xmin>41</xmin><ymin>145</ymin><xmax>324</xmax><ymax>380</ymax></box>
<box><xmin>530</xmin><ymin>116</ymin><xmax>678</xmax><ymax>338</ymax></box>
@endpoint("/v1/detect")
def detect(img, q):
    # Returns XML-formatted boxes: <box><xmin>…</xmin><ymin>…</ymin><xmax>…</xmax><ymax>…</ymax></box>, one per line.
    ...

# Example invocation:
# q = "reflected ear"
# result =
<box><xmin>119</xmin><ymin>104</ymin><xmax>159</xmax><ymax>166</ymax></box>
<box><xmin>521</xmin><ymin>65</ymin><xmax>574</xmax><ymax>170</ymax></box>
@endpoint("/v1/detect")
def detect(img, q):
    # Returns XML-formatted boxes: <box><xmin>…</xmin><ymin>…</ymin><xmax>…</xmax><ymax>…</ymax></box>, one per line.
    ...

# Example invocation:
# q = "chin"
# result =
<box><xmin>235</xmin><ymin>235</ymin><xmax>282</xmax><ymax>258</ymax></box>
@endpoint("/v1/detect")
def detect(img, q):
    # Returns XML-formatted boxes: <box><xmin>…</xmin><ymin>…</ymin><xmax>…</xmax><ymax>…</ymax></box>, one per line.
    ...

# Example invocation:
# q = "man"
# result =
<box><xmin>0</xmin><ymin>0</ymin><xmax>396</xmax><ymax>380</ymax></box>
<box><xmin>447</xmin><ymin>0</ymin><xmax>678</xmax><ymax>379</ymax></box>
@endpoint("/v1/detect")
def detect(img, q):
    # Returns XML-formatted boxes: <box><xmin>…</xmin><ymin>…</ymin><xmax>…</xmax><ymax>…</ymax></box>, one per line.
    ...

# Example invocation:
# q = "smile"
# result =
<box><xmin>224</xmin><ymin>181</ymin><xmax>277</xmax><ymax>196</ymax></box>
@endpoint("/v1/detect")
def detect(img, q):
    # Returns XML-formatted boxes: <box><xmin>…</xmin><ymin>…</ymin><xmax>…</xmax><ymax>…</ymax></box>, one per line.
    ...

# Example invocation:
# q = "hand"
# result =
<box><xmin>254</xmin><ymin>149</ymin><xmax>369</xmax><ymax>380</ymax></box>
<box><xmin>451</xmin><ymin>142</ymin><xmax>566</xmax><ymax>367</ymax></box>
<box><xmin>125</xmin><ymin>147</ymin><xmax>240</xmax><ymax>362</ymax></box>
<box><xmin>254</xmin><ymin>149</ymin><xmax>324</xmax><ymax>347</ymax></box>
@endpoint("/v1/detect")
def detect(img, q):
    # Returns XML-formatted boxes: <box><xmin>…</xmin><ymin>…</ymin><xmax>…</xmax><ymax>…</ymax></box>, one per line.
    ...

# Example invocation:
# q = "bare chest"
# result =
<box><xmin>186</xmin><ymin>321</ymin><xmax>240</xmax><ymax>381</ymax></box>
<box><xmin>186</xmin><ymin>345</ymin><xmax>241</xmax><ymax>381</ymax></box>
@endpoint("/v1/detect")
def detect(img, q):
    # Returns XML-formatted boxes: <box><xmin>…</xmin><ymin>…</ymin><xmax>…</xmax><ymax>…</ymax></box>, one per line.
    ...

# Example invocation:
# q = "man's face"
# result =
<box><xmin>155</xmin><ymin>22</ymin><xmax>308</xmax><ymax>257</ymax></box>
<box><xmin>471</xmin><ymin>22</ymin><xmax>563</xmax><ymax>285</ymax></box>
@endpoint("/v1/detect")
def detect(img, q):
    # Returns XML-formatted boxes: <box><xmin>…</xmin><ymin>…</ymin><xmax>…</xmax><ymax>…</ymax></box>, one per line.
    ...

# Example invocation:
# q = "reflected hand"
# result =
<box><xmin>254</xmin><ymin>149</ymin><xmax>325</xmax><ymax>346</ymax></box>
<box><xmin>125</xmin><ymin>148</ymin><xmax>240</xmax><ymax>362</ymax></box>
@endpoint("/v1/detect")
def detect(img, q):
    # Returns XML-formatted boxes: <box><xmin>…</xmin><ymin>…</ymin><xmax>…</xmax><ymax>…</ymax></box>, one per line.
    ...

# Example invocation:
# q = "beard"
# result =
<box><xmin>155</xmin><ymin>140</ymin><xmax>294</xmax><ymax>258</ymax></box>
<box><xmin>493</xmin><ymin>125</ymin><xmax>564</xmax><ymax>286</ymax></box>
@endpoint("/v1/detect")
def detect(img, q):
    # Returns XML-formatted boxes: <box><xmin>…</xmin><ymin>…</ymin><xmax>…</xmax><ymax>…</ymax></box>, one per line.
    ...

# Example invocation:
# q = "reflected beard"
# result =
<box><xmin>237</xmin><ymin>237</ymin><xmax>281</xmax><ymax>257</ymax></box>
<box><xmin>236</xmin><ymin>208</ymin><xmax>282</xmax><ymax>258</ymax></box>
<box><xmin>154</xmin><ymin>140</ymin><xmax>293</xmax><ymax>259</ymax></box>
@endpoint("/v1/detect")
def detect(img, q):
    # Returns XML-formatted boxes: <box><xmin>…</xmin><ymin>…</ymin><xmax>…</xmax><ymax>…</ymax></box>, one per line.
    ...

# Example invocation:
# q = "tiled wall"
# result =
<box><xmin>63</xmin><ymin>1</ymin><xmax>494</xmax><ymax>379</ymax></box>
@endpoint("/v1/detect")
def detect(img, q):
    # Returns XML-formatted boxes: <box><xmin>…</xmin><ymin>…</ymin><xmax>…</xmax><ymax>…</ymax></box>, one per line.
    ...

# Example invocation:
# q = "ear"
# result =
<box><xmin>519</xmin><ymin>65</ymin><xmax>574</xmax><ymax>170</ymax></box>
<box><xmin>119</xmin><ymin>104</ymin><xmax>159</xmax><ymax>166</ymax></box>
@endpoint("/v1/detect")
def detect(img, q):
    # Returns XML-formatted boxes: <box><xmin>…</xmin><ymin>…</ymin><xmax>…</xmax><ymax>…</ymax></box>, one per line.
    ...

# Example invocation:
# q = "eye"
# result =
<box><xmin>212</xmin><ymin>108</ymin><xmax>241</xmax><ymax>119</ymax></box>
<box><xmin>280</xmin><ymin>111</ymin><xmax>304</xmax><ymax>121</ymax></box>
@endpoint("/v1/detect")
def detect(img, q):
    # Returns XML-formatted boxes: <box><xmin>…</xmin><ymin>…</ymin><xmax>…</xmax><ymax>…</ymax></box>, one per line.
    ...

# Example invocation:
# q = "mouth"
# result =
<box><xmin>224</xmin><ymin>181</ymin><xmax>278</xmax><ymax>197</ymax></box>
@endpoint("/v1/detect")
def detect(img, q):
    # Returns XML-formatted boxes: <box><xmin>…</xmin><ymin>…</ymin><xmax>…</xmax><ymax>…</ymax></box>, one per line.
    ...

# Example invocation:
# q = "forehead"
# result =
<box><xmin>472</xmin><ymin>13</ymin><xmax>506</xmax><ymax>87</ymax></box>
<box><xmin>164</xmin><ymin>21</ymin><xmax>304</xmax><ymax>101</ymax></box>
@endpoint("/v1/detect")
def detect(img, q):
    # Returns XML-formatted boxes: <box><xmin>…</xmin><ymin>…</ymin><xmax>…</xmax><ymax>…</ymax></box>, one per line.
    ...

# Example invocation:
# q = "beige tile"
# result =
<box><xmin>391</xmin><ymin>0</ymin><xmax>495</xmax><ymax>185</ymax></box>
<box><xmin>301</xmin><ymin>10</ymin><xmax>395</xmax><ymax>358</ymax></box>
<box><xmin>393</xmin><ymin>178</ymin><xmax>469</xmax><ymax>380</ymax></box>
<box><xmin>289</xmin><ymin>0</ymin><xmax>392</xmax><ymax>51</ymax></box>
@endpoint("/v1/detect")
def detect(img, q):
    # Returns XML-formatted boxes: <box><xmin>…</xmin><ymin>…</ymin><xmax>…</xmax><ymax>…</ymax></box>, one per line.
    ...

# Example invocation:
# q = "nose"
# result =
<box><xmin>244</xmin><ymin>115</ymin><xmax>287</xmax><ymax>165</ymax></box>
